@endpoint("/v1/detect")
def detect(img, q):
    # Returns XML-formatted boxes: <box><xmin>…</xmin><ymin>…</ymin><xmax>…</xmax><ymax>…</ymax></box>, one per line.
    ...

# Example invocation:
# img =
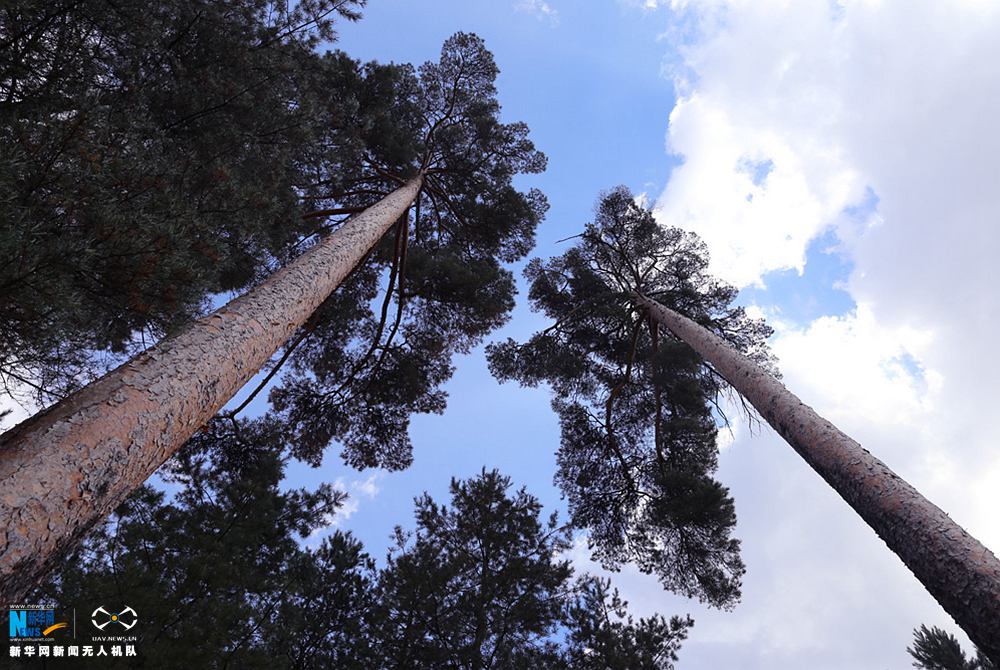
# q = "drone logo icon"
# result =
<box><xmin>91</xmin><ymin>606</ymin><xmax>138</xmax><ymax>631</ymax></box>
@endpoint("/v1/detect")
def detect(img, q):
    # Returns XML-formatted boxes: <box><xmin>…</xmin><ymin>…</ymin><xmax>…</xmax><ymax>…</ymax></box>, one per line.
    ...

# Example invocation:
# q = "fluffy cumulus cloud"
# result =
<box><xmin>657</xmin><ymin>90</ymin><xmax>865</xmax><ymax>288</ymax></box>
<box><xmin>585</xmin><ymin>0</ymin><xmax>1000</xmax><ymax>666</ymax></box>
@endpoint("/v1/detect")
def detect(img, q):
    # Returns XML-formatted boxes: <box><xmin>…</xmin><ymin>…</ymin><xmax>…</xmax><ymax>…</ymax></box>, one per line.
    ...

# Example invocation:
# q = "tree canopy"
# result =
<box><xmin>374</xmin><ymin>469</ymin><xmax>692</xmax><ymax>670</ymax></box>
<box><xmin>26</xmin><ymin>427</ymin><xmax>692</xmax><ymax>669</ymax></box>
<box><xmin>0</xmin><ymin>0</ymin><xmax>366</xmax><ymax>400</ymax></box>
<box><xmin>267</xmin><ymin>31</ymin><xmax>548</xmax><ymax>471</ymax></box>
<box><xmin>488</xmin><ymin>186</ymin><xmax>775</xmax><ymax>609</ymax></box>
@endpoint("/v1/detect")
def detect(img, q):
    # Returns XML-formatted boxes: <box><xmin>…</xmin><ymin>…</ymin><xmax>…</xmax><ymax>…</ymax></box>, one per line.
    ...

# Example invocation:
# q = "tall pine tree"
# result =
<box><xmin>0</xmin><ymin>31</ymin><xmax>546</xmax><ymax>603</ymax></box>
<box><xmin>490</xmin><ymin>186</ymin><xmax>1000</xmax><ymax>660</ymax></box>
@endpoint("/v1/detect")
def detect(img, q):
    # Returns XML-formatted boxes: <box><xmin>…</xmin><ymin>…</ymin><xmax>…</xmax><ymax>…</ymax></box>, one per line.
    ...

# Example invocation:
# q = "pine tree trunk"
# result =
<box><xmin>0</xmin><ymin>176</ymin><xmax>423</xmax><ymax>603</ymax></box>
<box><xmin>633</xmin><ymin>292</ymin><xmax>1000</xmax><ymax>664</ymax></box>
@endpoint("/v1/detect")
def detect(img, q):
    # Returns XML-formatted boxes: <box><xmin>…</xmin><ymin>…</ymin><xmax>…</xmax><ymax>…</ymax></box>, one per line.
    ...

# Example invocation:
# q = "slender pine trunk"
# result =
<box><xmin>0</xmin><ymin>176</ymin><xmax>423</xmax><ymax>603</ymax></box>
<box><xmin>633</xmin><ymin>292</ymin><xmax>1000</xmax><ymax>664</ymax></box>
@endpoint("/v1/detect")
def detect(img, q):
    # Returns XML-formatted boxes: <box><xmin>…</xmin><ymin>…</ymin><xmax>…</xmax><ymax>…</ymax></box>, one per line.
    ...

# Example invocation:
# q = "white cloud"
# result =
<box><xmin>610</xmin><ymin>0</ymin><xmax>1000</xmax><ymax>665</ymax></box>
<box><xmin>307</xmin><ymin>473</ymin><xmax>384</xmax><ymax>543</ymax></box>
<box><xmin>657</xmin><ymin>90</ymin><xmax>865</xmax><ymax>287</ymax></box>
<box><xmin>325</xmin><ymin>494</ymin><xmax>360</xmax><ymax>528</ymax></box>
<box><xmin>515</xmin><ymin>0</ymin><xmax>559</xmax><ymax>24</ymax></box>
<box><xmin>352</xmin><ymin>472</ymin><xmax>382</xmax><ymax>499</ymax></box>
<box><xmin>770</xmin><ymin>303</ymin><xmax>941</xmax><ymax>429</ymax></box>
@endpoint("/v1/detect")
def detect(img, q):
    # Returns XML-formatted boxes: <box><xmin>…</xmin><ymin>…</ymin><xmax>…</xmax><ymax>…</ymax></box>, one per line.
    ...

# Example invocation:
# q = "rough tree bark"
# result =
<box><xmin>0</xmin><ymin>176</ymin><xmax>423</xmax><ymax>604</ymax></box>
<box><xmin>633</xmin><ymin>292</ymin><xmax>1000</xmax><ymax>664</ymax></box>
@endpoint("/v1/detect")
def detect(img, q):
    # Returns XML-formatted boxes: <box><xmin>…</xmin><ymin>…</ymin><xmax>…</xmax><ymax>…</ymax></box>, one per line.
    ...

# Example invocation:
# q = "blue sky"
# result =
<box><xmin>188</xmin><ymin>2</ymin><xmax>1000</xmax><ymax>668</ymax></box>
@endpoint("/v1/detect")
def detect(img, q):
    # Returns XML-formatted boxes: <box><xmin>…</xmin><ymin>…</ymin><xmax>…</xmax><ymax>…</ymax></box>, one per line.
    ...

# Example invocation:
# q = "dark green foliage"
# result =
<box><xmin>487</xmin><ymin>186</ymin><xmax>775</xmax><ymax>609</ymax></box>
<box><xmin>28</xmin><ymin>431</ymin><xmax>690</xmax><ymax>669</ymax></box>
<box><xmin>908</xmin><ymin>625</ymin><xmax>997</xmax><ymax>670</ymax></box>
<box><xmin>555</xmin><ymin>578</ymin><xmax>692</xmax><ymax>670</ymax></box>
<box><xmin>372</xmin><ymin>470</ymin><xmax>691</xmax><ymax>670</ymax></box>
<box><xmin>374</xmin><ymin>470</ymin><xmax>573</xmax><ymax>669</ymax></box>
<box><xmin>0</xmin><ymin>0</ymin><xmax>365</xmax><ymax>400</ymax></box>
<box><xmin>25</xmin><ymin>418</ymin><xmax>373</xmax><ymax>669</ymax></box>
<box><xmin>269</xmin><ymin>32</ymin><xmax>548</xmax><ymax>470</ymax></box>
